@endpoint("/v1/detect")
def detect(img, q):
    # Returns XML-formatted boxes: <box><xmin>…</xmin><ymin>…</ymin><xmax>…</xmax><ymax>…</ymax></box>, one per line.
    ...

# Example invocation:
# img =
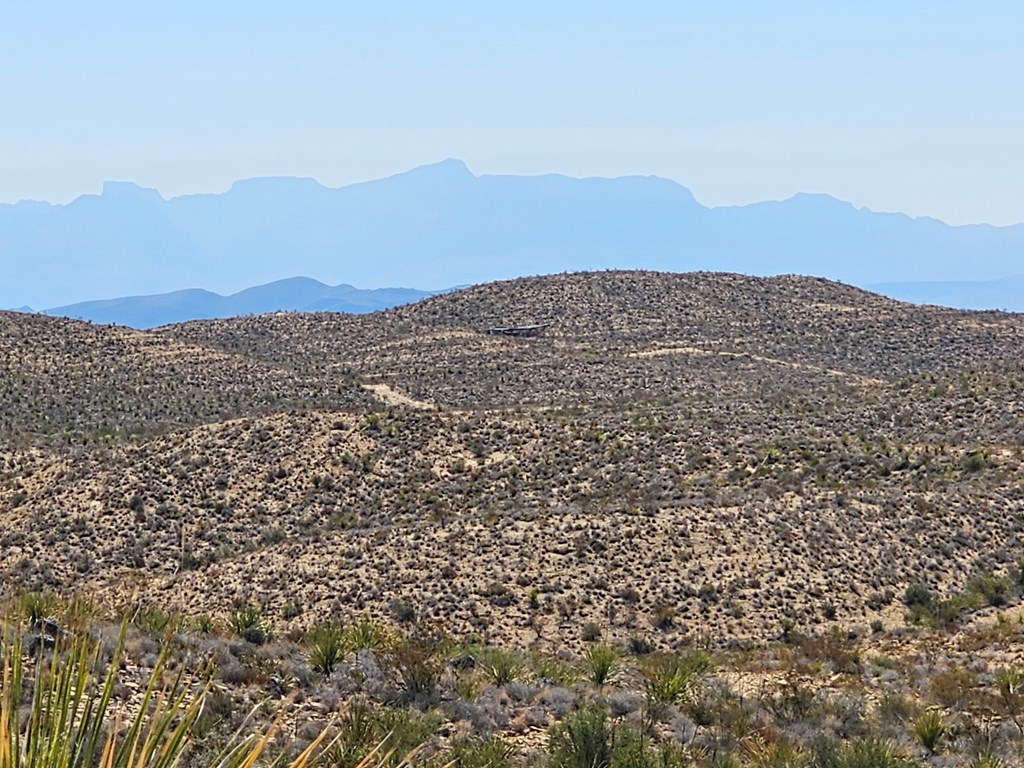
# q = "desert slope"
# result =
<box><xmin>0</xmin><ymin>310</ymin><xmax>372</xmax><ymax>444</ymax></box>
<box><xmin>2</xmin><ymin>272</ymin><xmax>1023</xmax><ymax>648</ymax></box>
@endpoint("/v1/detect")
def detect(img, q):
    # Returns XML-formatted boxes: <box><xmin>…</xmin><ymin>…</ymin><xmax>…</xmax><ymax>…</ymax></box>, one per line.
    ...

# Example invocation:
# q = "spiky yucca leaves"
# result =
<box><xmin>583</xmin><ymin>645</ymin><xmax>619</xmax><ymax>686</ymax></box>
<box><xmin>0</xmin><ymin>619</ymin><xmax>341</xmax><ymax>768</ymax></box>
<box><xmin>911</xmin><ymin>709</ymin><xmax>948</xmax><ymax>754</ymax></box>
<box><xmin>0</xmin><ymin>620</ymin><xmax>208</xmax><ymax>768</ymax></box>
<box><xmin>308</xmin><ymin>622</ymin><xmax>347</xmax><ymax>676</ymax></box>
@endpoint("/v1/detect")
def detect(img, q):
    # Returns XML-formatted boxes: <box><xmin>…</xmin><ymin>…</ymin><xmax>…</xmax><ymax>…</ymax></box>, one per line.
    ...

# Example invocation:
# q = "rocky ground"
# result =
<box><xmin>3</xmin><ymin>270</ymin><xmax>1024</xmax><ymax>764</ymax></box>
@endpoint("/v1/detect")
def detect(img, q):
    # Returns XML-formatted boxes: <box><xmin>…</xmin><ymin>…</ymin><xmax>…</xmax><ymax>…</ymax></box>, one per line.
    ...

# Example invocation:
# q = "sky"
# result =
<box><xmin>1</xmin><ymin>2</ymin><xmax>1022</xmax><ymax>226</ymax></box>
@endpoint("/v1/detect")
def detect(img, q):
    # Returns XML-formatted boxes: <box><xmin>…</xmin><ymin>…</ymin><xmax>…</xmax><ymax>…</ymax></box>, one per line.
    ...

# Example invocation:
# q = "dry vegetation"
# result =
<box><xmin>3</xmin><ymin>270</ymin><xmax>1024</xmax><ymax>765</ymax></box>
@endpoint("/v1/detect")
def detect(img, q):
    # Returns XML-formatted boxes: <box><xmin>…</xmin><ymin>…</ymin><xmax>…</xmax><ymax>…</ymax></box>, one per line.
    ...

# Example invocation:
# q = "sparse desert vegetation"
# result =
<box><xmin>3</xmin><ymin>270</ymin><xmax>1024</xmax><ymax>765</ymax></box>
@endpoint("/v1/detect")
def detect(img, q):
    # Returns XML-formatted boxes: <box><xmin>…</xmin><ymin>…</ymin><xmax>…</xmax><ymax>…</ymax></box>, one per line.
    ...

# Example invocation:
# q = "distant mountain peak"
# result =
<box><xmin>100</xmin><ymin>181</ymin><xmax>165</xmax><ymax>202</ymax></box>
<box><xmin>42</xmin><ymin>277</ymin><xmax>443</xmax><ymax>329</ymax></box>
<box><xmin>393</xmin><ymin>158</ymin><xmax>474</xmax><ymax>180</ymax></box>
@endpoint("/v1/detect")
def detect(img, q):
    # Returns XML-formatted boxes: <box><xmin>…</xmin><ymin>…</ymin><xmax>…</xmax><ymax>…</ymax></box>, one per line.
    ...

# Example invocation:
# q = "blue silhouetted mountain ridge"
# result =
<box><xmin>3</xmin><ymin>158</ymin><xmax>1023</xmax><ymax>310</ymax></box>
<box><xmin>42</xmin><ymin>277</ymin><xmax>439</xmax><ymax>329</ymax></box>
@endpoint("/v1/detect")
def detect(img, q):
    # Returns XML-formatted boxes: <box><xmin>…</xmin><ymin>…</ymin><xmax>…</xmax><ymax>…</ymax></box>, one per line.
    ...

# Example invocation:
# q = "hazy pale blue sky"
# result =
<box><xmin>2</xmin><ymin>2</ymin><xmax>1022</xmax><ymax>225</ymax></box>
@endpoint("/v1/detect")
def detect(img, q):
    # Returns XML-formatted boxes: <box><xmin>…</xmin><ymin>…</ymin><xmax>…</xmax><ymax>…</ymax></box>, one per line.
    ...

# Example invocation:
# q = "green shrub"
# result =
<box><xmin>481</xmin><ymin>649</ymin><xmax>523</xmax><ymax>686</ymax></box>
<box><xmin>902</xmin><ymin>583</ymin><xmax>934</xmax><ymax>608</ymax></box>
<box><xmin>742</xmin><ymin>734</ymin><xmax>806</xmax><ymax>768</ymax></box>
<box><xmin>608</xmin><ymin>727</ymin><xmax>670</xmax><ymax>768</ymax></box>
<box><xmin>584</xmin><ymin>645</ymin><xmax>619</xmax><ymax>686</ymax></box>
<box><xmin>911</xmin><ymin>709</ymin><xmax>948</xmax><ymax>754</ymax></box>
<box><xmin>0</xmin><ymin>618</ymin><xmax>337</xmax><ymax>768</ymax></box>
<box><xmin>190</xmin><ymin>614</ymin><xmax>218</xmax><ymax>634</ymax></box>
<box><xmin>811</xmin><ymin>737</ymin><xmax>921</xmax><ymax>768</ymax></box>
<box><xmin>389</xmin><ymin>630</ymin><xmax>445</xmax><ymax>700</ymax></box>
<box><xmin>131</xmin><ymin>603</ymin><xmax>178</xmax><ymax>634</ymax></box>
<box><xmin>448</xmin><ymin>736</ymin><xmax>516</xmax><ymax>768</ymax></box>
<box><xmin>961</xmin><ymin>450</ymin><xmax>989</xmax><ymax>472</ymax></box>
<box><xmin>549</xmin><ymin>706</ymin><xmax>614</xmax><ymax>768</ymax></box>
<box><xmin>18</xmin><ymin>591</ymin><xmax>60</xmax><ymax>626</ymax></box>
<box><xmin>347</xmin><ymin>616</ymin><xmax>390</xmax><ymax>651</ymax></box>
<box><xmin>390</xmin><ymin>598</ymin><xmax>416</xmax><ymax>623</ymax></box>
<box><xmin>967</xmin><ymin>571</ymin><xmax>1011</xmax><ymax>607</ymax></box>
<box><xmin>628</xmin><ymin>636</ymin><xmax>654</xmax><ymax>656</ymax></box>
<box><xmin>230</xmin><ymin>604</ymin><xmax>268</xmax><ymax>644</ymax></box>
<box><xmin>642</xmin><ymin>651</ymin><xmax>713</xmax><ymax>704</ymax></box>
<box><xmin>327</xmin><ymin>700</ymin><xmax>376</xmax><ymax>767</ymax></box>
<box><xmin>309</xmin><ymin>621</ymin><xmax>347</xmax><ymax>675</ymax></box>
<box><xmin>375</xmin><ymin>707</ymin><xmax>442</xmax><ymax>767</ymax></box>
<box><xmin>641</xmin><ymin>651</ymin><xmax>713</xmax><ymax>731</ymax></box>
<box><xmin>995</xmin><ymin>667</ymin><xmax>1024</xmax><ymax>733</ymax></box>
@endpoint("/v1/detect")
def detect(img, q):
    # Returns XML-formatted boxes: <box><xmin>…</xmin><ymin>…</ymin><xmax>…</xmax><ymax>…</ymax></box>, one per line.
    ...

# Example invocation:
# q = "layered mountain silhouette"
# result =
<box><xmin>42</xmin><ymin>277</ymin><xmax>438</xmax><ymax>328</ymax></box>
<box><xmin>3</xmin><ymin>158</ymin><xmax>1024</xmax><ymax>309</ymax></box>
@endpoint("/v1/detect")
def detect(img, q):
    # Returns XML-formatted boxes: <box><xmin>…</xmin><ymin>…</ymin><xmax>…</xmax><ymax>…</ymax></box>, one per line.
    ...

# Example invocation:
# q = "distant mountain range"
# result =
<box><xmin>2</xmin><ymin>158</ymin><xmax>1023</xmax><ymax>310</ymax></box>
<box><xmin>37</xmin><ymin>277</ymin><xmax>440</xmax><ymax>329</ymax></box>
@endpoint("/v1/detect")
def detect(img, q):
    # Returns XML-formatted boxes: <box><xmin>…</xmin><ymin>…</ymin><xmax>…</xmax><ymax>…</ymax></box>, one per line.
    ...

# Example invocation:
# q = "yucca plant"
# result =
<box><xmin>0</xmin><ymin>619</ymin><xmax>208</xmax><ymax>768</ymax></box>
<box><xmin>480</xmin><ymin>649</ymin><xmax>522</xmax><ymax>687</ymax></box>
<box><xmin>640</xmin><ymin>650</ymin><xmax>713</xmax><ymax>731</ymax></box>
<box><xmin>229</xmin><ymin>604</ymin><xmax>268</xmax><ymax>645</ymax></box>
<box><xmin>583</xmin><ymin>645</ymin><xmax>619</xmax><ymax>686</ymax></box>
<box><xmin>911</xmin><ymin>709</ymin><xmax>948</xmax><ymax>755</ymax></box>
<box><xmin>742</xmin><ymin>734</ymin><xmax>806</xmax><ymax>768</ymax></box>
<box><xmin>309</xmin><ymin>622</ymin><xmax>348</xmax><ymax>676</ymax></box>
<box><xmin>0</xmin><ymin>618</ymin><xmax>341</xmax><ymax>768</ymax></box>
<box><xmin>548</xmin><ymin>706</ymin><xmax>614</xmax><ymax>768</ymax></box>
<box><xmin>346</xmin><ymin>617</ymin><xmax>391</xmax><ymax>652</ymax></box>
<box><xmin>17</xmin><ymin>591</ymin><xmax>61</xmax><ymax>627</ymax></box>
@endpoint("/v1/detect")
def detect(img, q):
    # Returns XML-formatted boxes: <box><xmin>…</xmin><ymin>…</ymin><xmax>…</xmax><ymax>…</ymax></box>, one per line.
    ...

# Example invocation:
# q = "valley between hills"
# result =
<box><xmin>3</xmin><ymin>270</ymin><xmax>1024</xmax><ymax>765</ymax></box>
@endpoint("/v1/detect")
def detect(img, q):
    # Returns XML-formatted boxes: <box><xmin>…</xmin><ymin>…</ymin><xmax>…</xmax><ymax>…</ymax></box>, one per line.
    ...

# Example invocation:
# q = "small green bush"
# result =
<box><xmin>902</xmin><ymin>583</ymin><xmax>934</xmax><ymax>608</ymax></box>
<box><xmin>967</xmin><ymin>571</ymin><xmax>1011</xmax><ymax>607</ymax></box>
<box><xmin>811</xmin><ymin>737</ymin><xmax>921</xmax><ymax>768</ymax></box>
<box><xmin>549</xmin><ymin>706</ymin><xmax>614</xmax><ymax>768</ymax></box>
<box><xmin>449</xmin><ymin>736</ymin><xmax>516</xmax><ymax>768</ymax></box>
<box><xmin>584</xmin><ymin>645</ymin><xmax>619</xmax><ymax>686</ymax></box>
<box><xmin>481</xmin><ymin>649</ymin><xmax>523</xmax><ymax>686</ymax></box>
<box><xmin>347</xmin><ymin>616</ymin><xmax>390</xmax><ymax>651</ymax></box>
<box><xmin>308</xmin><ymin>621</ymin><xmax>347</xmax><ymax>675</ymax></box>
<box><xmin>18</xmin><ymin>591</ymin><xmax>60</xmax><ymax>626</ymax></box>
<box><xmin>230</xmin><ymin>604</ymin><xmax>268</xmax><ymax>644</ymax></box>
<box><xmin>912</xmin><ymin>709</ymin><xmax>948</xmax><ymax>754</ymax></box>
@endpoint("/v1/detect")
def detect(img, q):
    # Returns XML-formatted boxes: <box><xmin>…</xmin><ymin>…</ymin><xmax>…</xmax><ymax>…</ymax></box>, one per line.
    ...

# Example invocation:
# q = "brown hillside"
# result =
<box><xmin>3</xmin><ymin>272</ymin><xmax>1024</xmax><ymax>648</ymax></box>
<box><xmin>162</xmin><ymin>271</ymin><xmax>1024</xmax><ymax>409</ymax></box>
<box><xmin>0</xmin><ymin>310</ymin><xmax>372</xmax><ymax>445</ymax></box>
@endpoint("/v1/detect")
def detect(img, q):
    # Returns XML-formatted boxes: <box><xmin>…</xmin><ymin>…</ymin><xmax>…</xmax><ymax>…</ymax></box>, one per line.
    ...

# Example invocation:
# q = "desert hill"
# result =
<box><xmin>0</xmin><ymin>309</ymin><xmax>372</xmax><ymax>445</ymax></box>
<box><xmin>164</xmin><ymin>271</ymin><xmax>1024</xmax><ymax>408</ymax></box>
<box><xmin>2</xmin><ymin>270</ymin><xmax>1024</xmax><ymax>650</ymax></box>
